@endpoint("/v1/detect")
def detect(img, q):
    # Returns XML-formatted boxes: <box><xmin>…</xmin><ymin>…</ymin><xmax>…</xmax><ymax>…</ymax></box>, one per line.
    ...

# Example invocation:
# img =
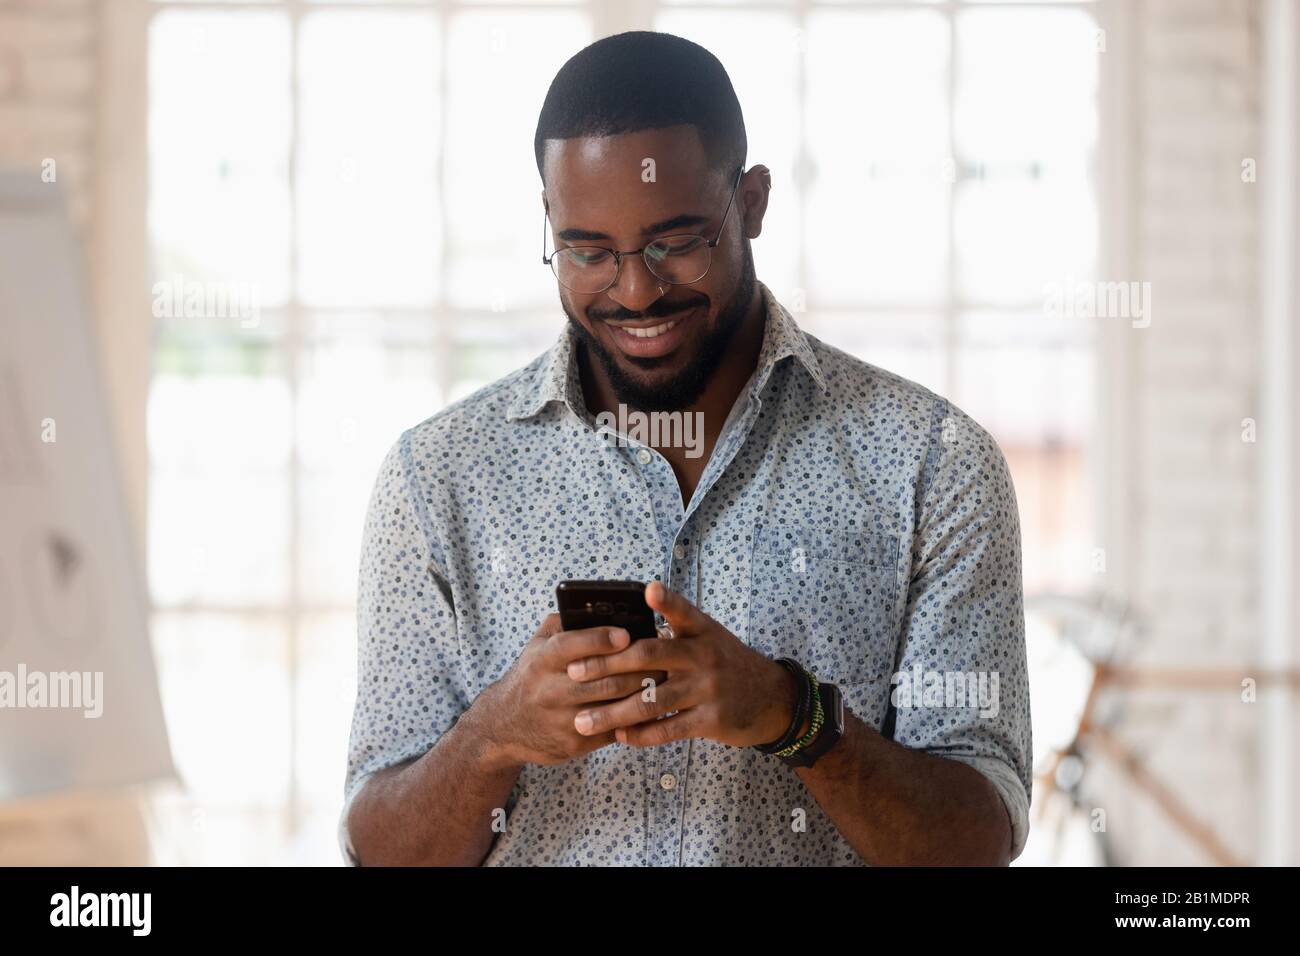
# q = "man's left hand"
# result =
<box><xmin>565</xmin><ymin>581</ymin><xmax>802</xmax><ymax>749</ymax></box>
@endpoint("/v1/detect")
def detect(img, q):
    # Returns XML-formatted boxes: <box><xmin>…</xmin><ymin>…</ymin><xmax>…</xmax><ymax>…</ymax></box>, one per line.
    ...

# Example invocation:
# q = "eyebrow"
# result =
<box><xmin>556</xmin><ymin>212</ymin><xmax>713</xmax><ymax>244</ymax></box>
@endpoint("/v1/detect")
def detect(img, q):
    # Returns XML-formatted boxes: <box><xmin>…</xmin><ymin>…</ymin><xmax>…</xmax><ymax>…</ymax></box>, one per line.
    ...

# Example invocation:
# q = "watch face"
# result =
<box><xmin>803</xmin><ymin>684</ymin><xmax>843</xmax><ymax>763</ymax></box>
<box><xmin>827</xmin><ymin>684</ymin><xmax>844</xmax><ymax>727</ymax></box>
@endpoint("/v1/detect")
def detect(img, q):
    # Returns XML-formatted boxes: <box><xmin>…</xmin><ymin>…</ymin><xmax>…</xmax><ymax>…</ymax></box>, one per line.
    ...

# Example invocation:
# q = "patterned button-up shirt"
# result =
<box><xmin>341</xmin><ymin>280</ymin><xmax>1032</xmax><ymax>865</ymax></box>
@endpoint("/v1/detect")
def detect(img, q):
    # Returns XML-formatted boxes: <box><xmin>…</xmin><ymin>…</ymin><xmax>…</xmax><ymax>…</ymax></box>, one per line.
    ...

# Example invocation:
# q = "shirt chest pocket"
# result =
<box><xmin>745</xmin><ymin>522</ymin><xmax>901</xmax><ymax>686</ymax></box>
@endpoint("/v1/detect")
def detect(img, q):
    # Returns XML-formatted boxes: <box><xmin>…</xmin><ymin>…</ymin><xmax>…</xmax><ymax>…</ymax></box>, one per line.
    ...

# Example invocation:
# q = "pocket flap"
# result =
<box><xmin>753</xmin><ymin>522</ymin><xmax>838</xmax><ymax>561</ymax></box>
<box><xmin>756</xmin><ymin>521</ymin><xmax>899</xmax><ymax>570</ymax></box>
<box><xmin>843</xmin><ymin>529</ymin><xmax>899</xmax><ymax>570</ymax></box>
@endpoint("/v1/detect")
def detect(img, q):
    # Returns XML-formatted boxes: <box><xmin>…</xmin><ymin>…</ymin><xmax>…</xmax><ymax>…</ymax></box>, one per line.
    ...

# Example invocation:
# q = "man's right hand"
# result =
<box><xmin>475</xmin><ymin>613</ymin><xmax>668</xmax><ymax>768</ymax></box>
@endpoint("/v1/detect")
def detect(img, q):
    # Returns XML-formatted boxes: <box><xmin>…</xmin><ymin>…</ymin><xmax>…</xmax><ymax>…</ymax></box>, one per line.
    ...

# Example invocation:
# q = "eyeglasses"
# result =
<box><xmin>542</xmin><ymin>165</ymin><xmax>744</xmax><ymax>295</ymax></box>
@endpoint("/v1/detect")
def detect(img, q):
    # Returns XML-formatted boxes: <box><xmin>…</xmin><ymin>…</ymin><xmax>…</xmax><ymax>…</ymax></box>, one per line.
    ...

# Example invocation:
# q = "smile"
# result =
<box><xmin>602</xmin><ymin>308</ymin><xmax>699</xmax><ymax>359</ymax></box>
<box><xmin>614</xmin><ymin>318</ymin><xmax>679</xmax><ymax>338</ymax></box>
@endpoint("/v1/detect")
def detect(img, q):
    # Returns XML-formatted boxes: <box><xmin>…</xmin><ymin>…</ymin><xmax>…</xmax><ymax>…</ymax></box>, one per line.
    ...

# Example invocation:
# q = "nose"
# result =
<box><xmin>604</xmin><ymin>253</ymin><xmax>666</xmax><ymax>313</ymax></box>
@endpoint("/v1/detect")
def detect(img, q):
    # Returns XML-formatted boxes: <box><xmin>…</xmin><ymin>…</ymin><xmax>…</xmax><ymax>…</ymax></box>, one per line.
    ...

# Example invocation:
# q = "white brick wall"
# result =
<box><xmin>1104</xmin><ymin>0</ymin><xmax>1267</xmax><ymax>865</ymax></box>
<box><xmin>0</xmin><ymin>0</ymin><xmax>98</xmax><ymax>230</ymax></box>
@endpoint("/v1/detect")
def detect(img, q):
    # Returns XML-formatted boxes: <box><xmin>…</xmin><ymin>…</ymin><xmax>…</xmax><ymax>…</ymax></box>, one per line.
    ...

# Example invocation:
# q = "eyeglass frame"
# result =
<box><xmin>541</xmin><ymin>164</ymin><xmax>745</xmax><ymax>295</ymax></box>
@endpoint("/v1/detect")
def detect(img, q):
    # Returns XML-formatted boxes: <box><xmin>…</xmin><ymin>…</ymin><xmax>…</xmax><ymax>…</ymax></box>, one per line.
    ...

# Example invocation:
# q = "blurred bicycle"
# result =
<box><xmin>1015</xmin><ymin>591</ymin><xmax>1296</xmax><ymax>867</ymax></box>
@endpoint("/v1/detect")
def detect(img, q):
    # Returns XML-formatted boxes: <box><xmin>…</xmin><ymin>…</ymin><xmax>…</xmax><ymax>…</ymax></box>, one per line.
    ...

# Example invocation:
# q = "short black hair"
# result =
<box><xmin>534</xmin><ymin>31</ymin><xmax>747</xmax><ymax>186</ymax></box>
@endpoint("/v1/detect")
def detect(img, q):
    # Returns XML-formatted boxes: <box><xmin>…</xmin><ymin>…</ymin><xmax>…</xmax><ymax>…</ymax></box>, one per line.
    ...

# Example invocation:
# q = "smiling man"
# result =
<box><xmin>341</xmin><ymin>30</ymin><xmax>1032</xmax><ymax>866</ymax></box>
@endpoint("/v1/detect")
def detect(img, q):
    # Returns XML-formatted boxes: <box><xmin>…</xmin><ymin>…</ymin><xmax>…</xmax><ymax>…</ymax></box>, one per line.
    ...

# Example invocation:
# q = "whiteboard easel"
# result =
<box><xmin>0</xmin><ymin>170</ymin><xmax>175</xmax><ymax>802</ymax></box>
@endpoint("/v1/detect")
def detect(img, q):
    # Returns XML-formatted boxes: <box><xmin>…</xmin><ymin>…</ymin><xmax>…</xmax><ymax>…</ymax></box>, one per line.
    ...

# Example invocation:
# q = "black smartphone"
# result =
<box><xmin>555</xmin><ymin>580</ymin><xmax>657</xmax><ymax>639</ymax></box>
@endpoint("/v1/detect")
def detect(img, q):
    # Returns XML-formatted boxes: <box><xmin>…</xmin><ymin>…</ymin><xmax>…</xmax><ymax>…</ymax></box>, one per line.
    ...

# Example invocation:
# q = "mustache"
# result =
<box><xmin>589</xmin><ymin>300</ymin><xmax>706</xmax><ymax>323</ymax></box>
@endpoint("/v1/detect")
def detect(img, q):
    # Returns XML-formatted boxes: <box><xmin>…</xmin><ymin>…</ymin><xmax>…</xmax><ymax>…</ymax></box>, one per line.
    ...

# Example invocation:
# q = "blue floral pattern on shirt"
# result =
<box><xmin>341</xmin><ymin>281</ymin><xmax>1032</xmax><ymax>865</ymax></box>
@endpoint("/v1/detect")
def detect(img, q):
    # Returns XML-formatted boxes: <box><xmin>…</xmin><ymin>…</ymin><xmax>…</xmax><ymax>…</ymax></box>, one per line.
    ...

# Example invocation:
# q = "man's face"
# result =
<box><xmin>542</xmin><ymin>126</ymin><xmax>758</xmax><ymax>412</ymax></box>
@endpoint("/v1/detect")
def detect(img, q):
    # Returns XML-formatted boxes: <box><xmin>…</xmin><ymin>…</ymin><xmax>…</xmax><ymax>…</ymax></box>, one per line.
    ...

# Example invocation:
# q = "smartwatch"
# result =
<box><xmin>779</xmin><ymin>681</ymin><xmax>844</xmax><ymax>769</ymax></box>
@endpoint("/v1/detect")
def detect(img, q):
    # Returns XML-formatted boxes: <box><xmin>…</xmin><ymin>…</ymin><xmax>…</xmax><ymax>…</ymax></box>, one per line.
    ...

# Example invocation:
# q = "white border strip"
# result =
<box><xmin>1260</xmin><ymin>0</ymin><xmax>1296</xmax><ymax>868</ymax></box>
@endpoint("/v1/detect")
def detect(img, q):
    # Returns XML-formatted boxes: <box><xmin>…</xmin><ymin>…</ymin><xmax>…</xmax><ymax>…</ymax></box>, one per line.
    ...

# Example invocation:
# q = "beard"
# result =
<box><xmin>564</xmin><ymin>237</ymin><xmax>756</xmax><ymax>413</ymax></box>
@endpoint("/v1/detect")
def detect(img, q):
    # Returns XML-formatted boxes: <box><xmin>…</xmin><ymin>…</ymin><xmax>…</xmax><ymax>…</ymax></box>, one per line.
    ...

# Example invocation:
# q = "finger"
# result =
<box><xmin>565</xmin><ymin>671</ymin><xmax>665</xmax><ymax>706</ymax></box>
<box><xmin>615</xmin><ymin>709</ymin><xmax>706</xmax><ymax>748</ymax></box>
<box><xmin>533</xmin><ymin>612</ymin><xmax>565</xmax><ymax>641</ymax></box>
<box><xmin>566</xmin><ymin>636</ymin><xmax>686</xmax><ymax>682</ymax></box>
<box><xmin>644</xmin><ymin>580</ymin><xmax>707</xmax><ymax>636</ymax></box>
<box><xmin>574</xmin><ymin>730</ymin><xmax>618</xmax><ymax>758</ymax></box>
<box><xmin>572</xmin><ymin>678</ymin><xmax>695</xmax><ymax>736</ymax></box>
<box><xmin>544</xmin><ymin>625</ymin><xmax>631</xmax><ymax>668</ymax></box>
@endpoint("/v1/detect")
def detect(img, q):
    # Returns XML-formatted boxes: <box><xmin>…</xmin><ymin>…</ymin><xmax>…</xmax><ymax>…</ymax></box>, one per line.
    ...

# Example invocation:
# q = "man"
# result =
<box><xmin>341</xmin><ymin>30</ymin><xmax>1031</xmax><ymax>866</ymax></box>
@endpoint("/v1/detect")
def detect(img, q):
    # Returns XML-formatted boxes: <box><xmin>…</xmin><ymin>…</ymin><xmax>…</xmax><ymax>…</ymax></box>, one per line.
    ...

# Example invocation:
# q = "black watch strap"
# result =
<box><xmin>779</xmin><ymin>682</ymin><xmax>844</xmax><ymax>768</ymax></box>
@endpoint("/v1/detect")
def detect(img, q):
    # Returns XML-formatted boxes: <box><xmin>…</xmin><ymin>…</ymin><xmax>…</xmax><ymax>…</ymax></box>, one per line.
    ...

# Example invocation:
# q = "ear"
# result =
<box><xmin>739</xmin><ymin>165</ymin><xmax>771</xmax><ymax>241</ymax></box>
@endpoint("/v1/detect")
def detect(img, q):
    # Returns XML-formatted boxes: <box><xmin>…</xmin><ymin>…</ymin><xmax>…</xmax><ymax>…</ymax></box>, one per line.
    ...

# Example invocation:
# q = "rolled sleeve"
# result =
<box><xmin>892</xmin><ymin>401</ymin><xmax>1034</xmax><ymax>861</ymax></box>
<box><xmin>339</xmin><ymin>429</ymin><xmax>468</xmax><ymax>865</ymax></box>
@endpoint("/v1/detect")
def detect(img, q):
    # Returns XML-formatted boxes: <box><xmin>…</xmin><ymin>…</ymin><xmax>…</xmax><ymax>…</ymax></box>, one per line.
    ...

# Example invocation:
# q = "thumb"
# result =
<box><xmin>645</xmin><ymin>580</ymin><xmax>705</xmax><ymax>636</ymax></box>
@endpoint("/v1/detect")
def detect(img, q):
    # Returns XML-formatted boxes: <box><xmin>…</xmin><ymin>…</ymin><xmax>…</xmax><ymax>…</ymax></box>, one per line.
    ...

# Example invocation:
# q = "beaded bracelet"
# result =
<box><xmin>775</xmin><ymin>670</ymin><xmax>824</xmax><ymax>758</ymax></box>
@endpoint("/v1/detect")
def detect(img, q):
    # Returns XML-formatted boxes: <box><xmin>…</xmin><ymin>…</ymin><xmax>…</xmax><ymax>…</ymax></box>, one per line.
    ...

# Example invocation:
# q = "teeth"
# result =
<box><xmin>621</xmin><ymin>319</ymin><xmax>678</xmax><ymax>339</ymax></box>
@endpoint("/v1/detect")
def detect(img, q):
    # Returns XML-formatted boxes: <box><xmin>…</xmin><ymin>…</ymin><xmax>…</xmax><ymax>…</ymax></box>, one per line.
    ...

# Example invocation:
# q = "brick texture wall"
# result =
<box><xmin>1093</xmin><ymin>0</ymin><xmax>1266</xmax><ymax>865</ymax></box>
<box><xmin>0</xmin><ymin>0</ymin><xmax>98</xmax><ymax>230</ymax></box>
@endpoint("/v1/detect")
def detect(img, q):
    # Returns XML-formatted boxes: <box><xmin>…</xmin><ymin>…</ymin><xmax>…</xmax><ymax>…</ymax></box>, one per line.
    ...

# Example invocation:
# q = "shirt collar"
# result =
<box><xmin>505</xmin><ymin>280</ymin><xmax>828</xmax><ymax>422</ymax></box>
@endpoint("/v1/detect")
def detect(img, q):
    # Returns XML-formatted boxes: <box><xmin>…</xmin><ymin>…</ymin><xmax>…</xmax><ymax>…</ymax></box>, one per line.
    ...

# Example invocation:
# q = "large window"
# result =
<box><xmin>653</xmin><ymin>1</ymin><xmax>1099</xmax><ymax>592</ymax></box>
<box><xmin>145</xmin><ymin>0</ymin><xmax>1100</xmax><ymax>864</ymax></box>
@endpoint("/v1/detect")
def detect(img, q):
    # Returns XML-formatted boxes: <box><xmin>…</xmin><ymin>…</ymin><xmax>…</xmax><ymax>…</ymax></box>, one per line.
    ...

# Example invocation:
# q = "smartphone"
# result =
<box><xmin>555</xmin><ymin>580</ymin><xmax>657</xmax><ymax>640</ymax></box>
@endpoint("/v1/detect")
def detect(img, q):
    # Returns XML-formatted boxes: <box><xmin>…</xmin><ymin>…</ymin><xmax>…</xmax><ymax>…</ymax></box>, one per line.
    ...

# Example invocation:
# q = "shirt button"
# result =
<box><xmin>637</xmin><ymin>448</ymin><xmax>652</xmax><ymax>465</ymax></box>
<box><xmin>672</xmin><ymin>544</ymin><xmax>685</xmax><ymax>560</ymax></box>
<box><xmin>659</xmin><ymin>773</ymin><xmax>677</xmax><ymax>790</ymax></box>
